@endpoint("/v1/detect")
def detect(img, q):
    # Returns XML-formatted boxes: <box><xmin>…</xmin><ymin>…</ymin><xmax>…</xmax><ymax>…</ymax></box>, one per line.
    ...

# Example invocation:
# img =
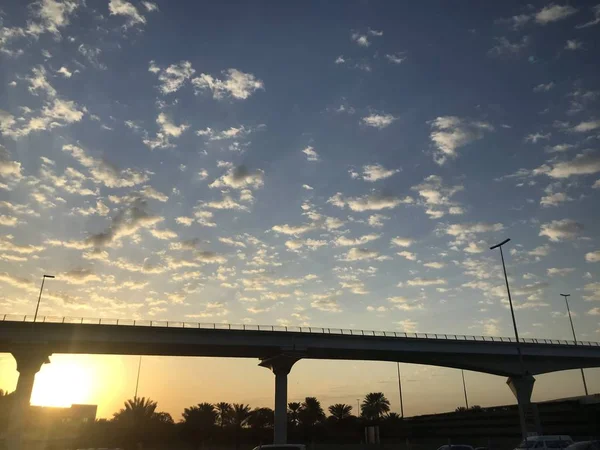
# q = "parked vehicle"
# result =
<box><xmin>566</xmin><ymin>442</ymin><xmax>600</xmax><ymax>450</ymax></box>
<box><xmin>437</xmin><ymin>445</ymin><xmax>475</xmax><ymax>450</ymax></box>
<box><xmin>515</xmin><ymin>436</ymin><xmax>574</xmax><ymax>450</ymax></box>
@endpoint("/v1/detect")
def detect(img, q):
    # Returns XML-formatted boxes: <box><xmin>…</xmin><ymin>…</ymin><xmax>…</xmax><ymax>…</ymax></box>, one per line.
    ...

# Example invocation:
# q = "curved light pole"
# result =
<box><xmin>489</xmin><ymin>238</ymin><xmax>525</xmax><ymax>373</ymax></box>
<box><xmin>34</xmin><ymin>274</ymin><xmax>55</xmax><ymax>322</ymax></box>
<box><xmin>461</xmin><ymin>370</ymin><xmax>469</xmax><ymax>409</ymax></box>
<box><xmin>397</xmin><ymin>362</ymin><xmax>404</xmax><ymax>418</ymax></box>
<box><xmin>560</xmin><ymin>293</ymin><xmax>589</xmax><ymax>396</ymax></box>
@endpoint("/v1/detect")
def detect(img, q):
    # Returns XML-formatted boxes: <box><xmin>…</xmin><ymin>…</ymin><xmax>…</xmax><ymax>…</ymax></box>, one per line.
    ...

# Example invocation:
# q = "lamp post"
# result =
<box><xmin>560</xmin><ymin>293</ymin><xmax>589</xmax><ymax>396</ymax></box>
<box><xmin>397</xmin><ymin>362</ymin><xmax>404</xmax><ymax>418</ymax></box>
<box><xmin>489</xmin><ymin>239</ymin><xmax>525</xmax><ymax>373</ymax></box>
<box><xmin>134</xmin><ymin>355</ymin><xmax>142</xmax><ymax>398</ymax></box>
<box><xmin>34</xmin><ymin>274</ymin><xmax>55</xmax><ymax>322</ymax></box>
<box><xmin>461</xmin><ymin>370</ymin><xmax>469</xmax><ymax>410</ymax></box>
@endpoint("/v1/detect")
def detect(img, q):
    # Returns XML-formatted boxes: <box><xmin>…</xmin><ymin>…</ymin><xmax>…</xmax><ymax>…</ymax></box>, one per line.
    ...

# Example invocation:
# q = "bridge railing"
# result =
<box><xmin>2</xmin><ymin>314</ymin><xmax>599</xmax><ymax>347</ymax></box>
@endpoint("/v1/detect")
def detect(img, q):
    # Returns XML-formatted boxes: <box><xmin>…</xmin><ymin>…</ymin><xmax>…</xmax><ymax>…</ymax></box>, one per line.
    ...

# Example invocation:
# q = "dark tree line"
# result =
<box><xmin>0</xmin><ymin>390</ymin><xmax>405</xmax><ymax>450</ymax></box>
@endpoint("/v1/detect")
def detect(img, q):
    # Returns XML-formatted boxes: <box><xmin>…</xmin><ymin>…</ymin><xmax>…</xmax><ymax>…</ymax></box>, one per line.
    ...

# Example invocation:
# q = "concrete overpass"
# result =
<box><xmin>1</xmin><ymin>314</ymin><xmax>600</xmax><ymax>447</ymax></box>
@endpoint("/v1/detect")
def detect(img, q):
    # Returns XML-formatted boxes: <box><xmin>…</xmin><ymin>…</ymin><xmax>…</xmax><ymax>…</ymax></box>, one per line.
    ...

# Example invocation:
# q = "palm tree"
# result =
<box><xmin>113</xmin><ymin>396</ymin><xmax>158</xmax><ymax>425</ymax></box>
<box><xmin>299</xmin><ymin>397</ymin><xmax>326</xmax><ymax>427</ymax></box>
<box><xmin>455</xmin><ymin>406</ymin><xmax>468</xmax><ymax>413</ymax></box>
<box><xmin>247</xmin><ymin>407</ymin><xmax>274</xmax><ymax>429</ymax></box>
<box><xmin>328</xmin><ymin>404</ymin><xmax>353</xmax><ymax>421</ymax></box>
<box><xmin>182</xmin><ymin>403</ymin><xmax>218</xmax><ymax>448</ymax></box>
<box><xmin>215</xmin><ymin>402</ymin><xmax>233</xmax><ymax>427</ymax></box>
<box><xmin>361</xmin><ymin>392</ymin><xmax>390</xmax><ymax>421</ymax></box>
<box><xmin>288</xmin><ymin>402</ymin><xmax>301</xmax><ymax>427</ymax></box>
<box><xmin>231</xmin><ymin>404</ymin><xmax>252</xmax><ymax>449</ymax></box>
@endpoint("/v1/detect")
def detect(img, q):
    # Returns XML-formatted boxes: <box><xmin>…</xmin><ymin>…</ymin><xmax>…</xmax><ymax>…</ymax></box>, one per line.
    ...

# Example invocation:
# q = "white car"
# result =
<box><xmin>515</xmin><ymin>436</ymin><xmax>574</xmax><ymax>450</ymax></box>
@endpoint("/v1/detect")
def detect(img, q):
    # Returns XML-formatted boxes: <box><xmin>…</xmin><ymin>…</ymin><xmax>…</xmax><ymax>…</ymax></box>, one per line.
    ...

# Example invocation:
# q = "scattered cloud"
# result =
<box><xmin>411</xmin><ymin>175</ymin><xmax>464</xmax><ymax>219</ymax></box>
<box><xmin>572</xmin><ymin>119</ymin><xmax>600</xmax><ymax>133</ymax></box>
<box><xmin>361</xmin><ymin>113</ymin><xmax>397</xmax><ymax>129</ymax></box>
<box><xmin>585</xmin><ymin>250</ymin><xmax>600</xmax><ymax>263</ymax></box>
<box><xmin>302</xmin><ymin>146</ymin><xmax>319</xmax><ymax>162</ymax></box>
<box><xmin>328</xmin><ymin>192</ymin><xmax>412</xmax><ymax>212</ymax></box>
<box><xmin>192</xmin><ymin>69</ymin><xmax>264</xmax><ymax>100</ymax></box>
<box><xmin>334</xmin><ymin>234</ymin><xmax>380</xmax><ymax>247</ymax></box>
<box><xmin>151</xmin><ymin>60</ymin><xmax>195</xmax><ymax>94</ymax></box>
<box><xmin>488</xmin><ymin>36</ymin><xmax>529</xmax><ymax>57</ymax></box>
<box><xmin>355</xmin><ymin>164</ymin><xmax>400</xmax><ymax>182</ymax></box>
<box><xmin>535</xmin><ymin>4</ymin><xmax>577</xmax><ymax>24</ymax></box>
<box><xmin>109</xmin><ymin>0</ymin><xmax>146</xmax><ymax>27</ymax></box>
<box><xmin>396</xmin><ymin>319</ymin><xmax>418</xmax><ymax>333</ymax></box>
<box><xmin>539</xmin><ymin>219</ymin><xmax>584</xmax><ymax>242</ymax></box>
<box><xmin>576</xmin><ymin>4</ymin><xmax>600</xmax><ymax>28</ymax></box>
<box><xmin>565</xmin><ymin>39</ymin><xmax>583</xmax><ymax>51</ymax></box>
<box><xmin>429</xmin><ymin>116</ymin><xmax>494</xmax><ymax>165</ymax></box>
<box><xmin>391</xmin><ymin>237</ymin><xmax>413</xmax><ymax>248</ymax></box>
<box><xmin>406</xmin><ymin>277</ymin><xmax>447</xmax><ymax>287</ymax></box>
<box><xmin>533</xmin><ymin>82</ymin><xmax>555</xmax><ymax>92</ymax></box>
<box><xmin>385</xmin><ymin>53</ymin><xmax>406</xmax><ymax>64</ymax></box>
<box><xmin>209</xmin><ymin>165</ymin><xmax>264</xmax><ymax>190</ymax></box>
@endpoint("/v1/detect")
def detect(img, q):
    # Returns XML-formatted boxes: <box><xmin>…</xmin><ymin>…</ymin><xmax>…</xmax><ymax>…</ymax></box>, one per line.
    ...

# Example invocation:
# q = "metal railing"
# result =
<box><xmin>2</xmin><ymin>314</ymin><xmax>599</xmax><ymax>347</ymax></box>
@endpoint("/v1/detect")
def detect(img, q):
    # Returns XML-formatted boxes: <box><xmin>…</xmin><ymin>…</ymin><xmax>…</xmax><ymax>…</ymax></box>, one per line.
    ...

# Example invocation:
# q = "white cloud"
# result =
<box><xmin>539</xmin><ymin>219</ymin><xmax>584</xmax><ymax>242</ymax></box>
<box><xmin>57</xmin><ymin>66</ymin><xmax>72</xmax><ymax>78</ymax></box>
<box><xmin>391</xmin><ymin>237</ymin><xmax>413</xmax><ymax>248</ymax></box>
<box><xmin>528</xmin><ymin>245</ymin><xmax>551</xmax><ymax>257</ymax></box>
<box><xmin>533</xmin><ymin>82</ymin><xmax>555</xmax><ymax>92</ymax></box>
<box><xmin>429</xmin><ymin>116</ymin><xmax>494</xmax><ymax>164</ymax></box>
<box><xmin>424</xmin><ymin>261</ymin><xmax>445</xmax><ymax>269</ymax></box>
<box><xmin>359</xmin><ymin>164</ymin><xmax>400</xmax><ymax>182</ymax></box>
<box><xmin>340</xmin><ymin>247</ymin><xmax>386</xmax><ymax>261</ymax></box>
<box><xmin>480</xmin><ymin>318</ymin><xmax>500</xmax><ymax>336</ymax></box>
<box><xmin>351</xmin><ymin>33</ymin><xmax>370</xmax><ymax>47</ymax></box>
<box><xmin>463</xmin><ymin>241</ymin><xmax>487</xmax><ymax>254</ymax></box>
<box><xmin>109</xmin><ymin>0</ymin><xmax>146</xmax><ymax>26</ymax></box>
<box><xmin>29</xmin><ymin>0</ymin><xmax>79</xmax><ymax>36</ymax></box>
<box><xmin>488</xmin><ymin>36</ymin><xmax>529</xmax><ymax>57</ymax></box>
<box><xmin>546</xmin><ymin>143</ymin><xmax>574</xmax><ymax>153</ymax></box>
<box><xmin>406</xmin><ymin>277</ymin><xmax>447</xmax><ymax>287</ymax></box>
<box><xmin>152</xmin><ymin>60</ymin><xmax>195</xmax><ymax>94</ymax></box>
<box><xmin>334</xmin><ymin>234</ymin><xmax>380</xmax><ymax>247</ymax></box>
<box><xmin>192</xmin><ymin>69</ymin><xmax>264</xmax><ymax>100</ymax></box>
<box><xmin>335</xmin><ymin>56</ymin><xmax>345</xmax><ymax>64</ymax></box>
<box><xmin>540</xmin><ymin>191</ymin><xmax>573</xmax><ymax>207</ymax></box>
<box><xmin>302</xmin><ymin>146</ymin><xmax>319</xmax><ymax>162</ymax></box>
<box><xmin>361</xmin><ymin>113</ymin><xmax>397</xmax><ymax>129</ymax></box>
<box><xmin>142</xmin><ymin>1</ymin><xmax>158</xmax><ymax>12</ymax></box>
<box><xmin>444</xmin><ymin>222</ymin><xmax>504</xmax><ymax>243</ymax></box>
<box><xmin>209</xmin><ymin>165</ymin><xmax>264</xmax><ymax>190</ymax></box>
<box><xmin>0</xmin><ymin>147</ymin><xmax>23</xmax><ymax>182</ymax></box>
<box><xmin>203</xmin><ymin>195</ymin><xmax>247</xmax><ymax>211</ymax></box>
<box><xmin>396</xmin><ymin>319</ymin><xmax>418</xmax><ymax>333</ymax></box>
<box><xmin>572</xmin><ymin>119</ymin><xmax>600</xmax><ymax>133</ymax></box>
<box><xmin>328</xmin><ymin>192</ymin><xmax>412</xmax><ymax>212</ymax></box>
<box><xmin>585</xmin><ymin>250</ymin><xmax>600</xmax><ymax>263</ymax></box>
<box><xmin>397</xmin><ymin>251</ymin><xmax>416</xmax><ymax>261</ymax></box>
<box><xmin>535</xmin><ymin>4</ymin><xmax>577</xmax><ymax>24</ymax></box>
<box><xmin>272</xmin><ymin>223</ymin><xmax>315</xmax><ymax>236</ymax></box>
<box><xmin>583</xmin><ymin>282</ymin><xmax>600</xmax><ymax>301</ymax></box>
<box><xmin>59</xmin><ymin>268</ymin><xmax>101</xmax><ymax>285</ymax></box>
<box><xmin>196</xmin><ymin>125</ymin><xmax>256</xmax><ymax>141</ymax></box>
<box><xmin>565</xmin><ymin>39</ymin><xmax>583</xmax><ymax>50</ymax></box>
<box><xmin>412</xmin><ymin>175</ymin><xmax>464</xmax><ymax>218</ymax></box>
<box><xmin>175</xmin><ymin>216</ymin><xmax>194</xmax><ymax>227</ymax></box>
<box><xmin>547</xmin><ymin>267</ymin><xmax>575</xmax><ymax>276</ymax></box>
<box><xmin>385</xmin><ymin>53</ymin><xmax>406</xmax><ymax>64</ymax></box>
<box><xmin>576</xmin><ymin>4</ymin><xmax>600</xmax><ymax>28</ymax></box>
<box><xmin>525</xmin><ymin>132</ymin><xmax>551</xmax><ymax>143</ymax></box>
<box><xmin>63</xmin><ymin>144</ymin><xmax>149</xmax><ymax>188</ymax></box>
<box><xmin>368</xmin><ymin>214</ymin><xmax>388</xmax><ymax>228</ymax></box>
<box><xmin>543</xmin><ymin>152</ymin><xmax>600</xmax><ymax>178</ymax></box>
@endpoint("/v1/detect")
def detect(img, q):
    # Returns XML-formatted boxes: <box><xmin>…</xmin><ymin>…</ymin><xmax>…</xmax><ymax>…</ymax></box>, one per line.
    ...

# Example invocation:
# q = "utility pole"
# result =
<box><xmin>560</xmin><ymin>293</ymin><xmax>588</xmax><ymax>396</ymax></box>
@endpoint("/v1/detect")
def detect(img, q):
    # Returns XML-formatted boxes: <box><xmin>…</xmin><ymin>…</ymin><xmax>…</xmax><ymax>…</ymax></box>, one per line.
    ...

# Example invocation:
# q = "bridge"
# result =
<box><xmin>1</xmin><ymin>314</ymin><xmax>600</xmax><ymax>448</ymax></box>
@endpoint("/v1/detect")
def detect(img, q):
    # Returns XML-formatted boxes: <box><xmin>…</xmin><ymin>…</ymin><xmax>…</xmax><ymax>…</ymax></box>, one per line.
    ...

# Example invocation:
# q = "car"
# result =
<box><xmin>566</xmin><ymin>442</ymin><xmax>600</xmax><ymax>450</ymax></box>
<box><xmin>252</xmin><ymin>445</ymin><xmax>306</xmax><ymax>450</ymax></box>
<box><xmin>515</xmin><ymin>436</ymin><xmax>574</xmax><ymax>450</ymax></box>
<box><xmin>437</xmin><ymin>445</ymin><xmax>475</xmax><ymax>450</ymax></box>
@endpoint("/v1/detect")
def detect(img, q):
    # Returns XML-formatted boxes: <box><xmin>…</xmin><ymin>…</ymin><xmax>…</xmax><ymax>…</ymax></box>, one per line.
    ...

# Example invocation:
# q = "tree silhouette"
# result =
<box><xmin>361</xmin><ymin>392</ymin><xmax>390</xmax><ymax>421</ymax></box>
<box><xmin>182</xmin><ymin>403</ymin><xmax>218</xmax><ymax>448</ymax></box>
<box><xmin>328</xmin><ymin>404</ymin><xmax>353</xmax><ymax>421</ymax></box>
<box><xmin>231</xmin><ymin>403</ymin><xmax>252</xmax><ymax>449</ymax></box>
<box><xmin>112</xmin><ymin>397</ymin><xmax>167</xmax><ymax>449</ymax></box>
<box><xmin>288</xmin><ymin>402</ymin><xmax>301</xmax><ymax>427</ymax></box>
<box><xmin>299</xmin><ymin>397</ymin><xmax>326</xmax><ymax>427</ymax></box>
<box><xmin>215</xmin><ymin>402</ymin><xmax>233</xmax><ymax>427</ymax></box>
<box><xmin>455</xmin><ymin>406</ymin><xmax>468</xmax><ymax>413</ymax></box>
<box><xmin>247</xmin><ymin>407</ymin><xmax>274</xmax><ymax>429</ymax></box>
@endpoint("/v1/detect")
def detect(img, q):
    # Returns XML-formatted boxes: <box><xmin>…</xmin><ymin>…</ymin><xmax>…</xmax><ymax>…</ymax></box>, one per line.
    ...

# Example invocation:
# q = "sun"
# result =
<box><xmin>30</xmin><ymin>357</ymin><xmax>95</xmax><ymax>408</ymax></box>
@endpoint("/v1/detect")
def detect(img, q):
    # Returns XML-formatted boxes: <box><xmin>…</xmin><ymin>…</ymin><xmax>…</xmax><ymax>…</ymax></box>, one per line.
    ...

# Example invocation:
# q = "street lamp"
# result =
<box><xmin>560</xmin><ymin>293</ymin><xmax>589</xmax><ymax>396</ymax></box>
<box><xmin>34</xmin><ymin>274</ymin><xmax>55</xmax><ymax>322</ymax></box>
<box><xmin>461</xmin><ymin>370</ymin><xmax>469</xmax><ymax>409</ymax></box>
<box><xmin>489</xmin><ymin>238</ymin><xmax>525</xmax><ymax>373</ymax></box>
<box><xmin>397</xmin><ymin>362</ymin><xmax>404</xmax><ymax>418</ymax></box>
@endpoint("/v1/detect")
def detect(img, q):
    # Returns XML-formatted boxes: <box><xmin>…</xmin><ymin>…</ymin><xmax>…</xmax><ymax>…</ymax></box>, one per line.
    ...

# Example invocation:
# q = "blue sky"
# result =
<box><xmin>1</xmin><ymin>0</ymin><xmax>600</xmax><ymax>417</ymax></box>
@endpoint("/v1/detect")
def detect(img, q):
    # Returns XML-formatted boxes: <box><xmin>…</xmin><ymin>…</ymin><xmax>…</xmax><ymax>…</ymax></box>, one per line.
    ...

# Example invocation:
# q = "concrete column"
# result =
<box><xmin>507</xmin><ymin>374</ymin><xmax>539</xmax><ymax>439</ymax></box>
<box><xmin>7</xmin><ymin>347</ymin><xmax>51</xmax><ymax>450</ymax></box>
<box><xmin>259</xmin><ymin>355</ymin><xmax>300</xmax><ymax>444</ymax></box>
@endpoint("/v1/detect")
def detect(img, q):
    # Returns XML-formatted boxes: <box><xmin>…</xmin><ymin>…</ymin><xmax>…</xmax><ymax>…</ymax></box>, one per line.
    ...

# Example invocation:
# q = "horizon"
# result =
<box><xmin>1</xmin><ymin>0</ymin><xmax>600</xmax><ymax>422</ymax></box>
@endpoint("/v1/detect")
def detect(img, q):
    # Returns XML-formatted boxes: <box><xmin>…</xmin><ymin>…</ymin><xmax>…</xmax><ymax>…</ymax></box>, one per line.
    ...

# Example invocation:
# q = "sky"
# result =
<box><xmin>1</xmin><ymin>0</ymin><xmax>600</xmax><ymax>420</ymax></box>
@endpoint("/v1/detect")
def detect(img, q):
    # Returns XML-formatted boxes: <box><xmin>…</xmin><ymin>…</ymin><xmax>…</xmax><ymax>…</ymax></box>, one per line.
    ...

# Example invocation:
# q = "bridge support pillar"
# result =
<box><xmin>259</xmin><ymin>354</ymin><xmax>300</xmax><ymax>444</ymax></box>
<box><xmin>7</xmin><ymin>346</ymin><xmax>51</xmax><ymax>450</ymax></box>
<box><xmin>507</xmin><ymin>374</ymin><xmax>541</xmax><ymax>438</ymax></box>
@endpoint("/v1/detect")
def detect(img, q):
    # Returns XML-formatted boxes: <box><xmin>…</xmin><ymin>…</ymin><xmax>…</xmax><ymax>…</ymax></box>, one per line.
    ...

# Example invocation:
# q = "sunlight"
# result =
<box><xmin>31</xmin><ymin>358</ymin><xmax>96</xmax><ymax>407</ymax></box>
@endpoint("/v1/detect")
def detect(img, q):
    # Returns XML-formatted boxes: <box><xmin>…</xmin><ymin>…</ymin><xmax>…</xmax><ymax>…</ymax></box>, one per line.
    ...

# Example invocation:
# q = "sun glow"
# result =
<box><xmin>30</xmin><ymin>359</ymin><xmax>95</xmax><ymax>407</ymax></box>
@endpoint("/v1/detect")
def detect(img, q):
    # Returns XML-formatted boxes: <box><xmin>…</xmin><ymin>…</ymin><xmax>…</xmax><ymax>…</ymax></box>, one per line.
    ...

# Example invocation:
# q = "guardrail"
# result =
<box><xmin>2</xmin><ymin>314</ymin><xmax>599</xmax><ymax>347</ymax></box>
